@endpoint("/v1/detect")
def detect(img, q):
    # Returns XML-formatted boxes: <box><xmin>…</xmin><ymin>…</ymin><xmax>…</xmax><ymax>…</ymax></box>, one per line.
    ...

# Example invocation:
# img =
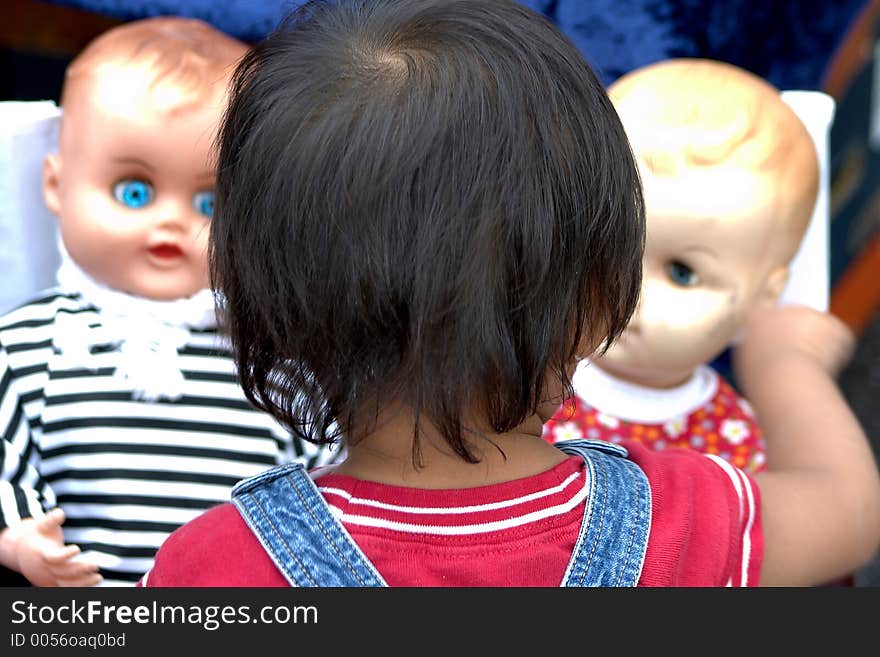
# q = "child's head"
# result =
<box><xmin>43</xmin><ymin>17</ymin><xmax>247</xmax><ymax>301</ymax></box>
<box><xmin>595</xmin><ymin>58</ymin><xmax>819</xmax><ymax>388</ymax></box>
<box><xmin>211</xmin><ymin>0</ymin><xmax>645</xmax><ymax>461</ymax></box>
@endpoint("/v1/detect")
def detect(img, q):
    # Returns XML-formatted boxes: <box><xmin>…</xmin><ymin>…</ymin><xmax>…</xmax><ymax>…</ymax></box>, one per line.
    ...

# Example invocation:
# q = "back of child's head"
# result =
<box><xmin>609</xmin><ymin>58</ymin><xmax>818</xmax><ymax>264</ymax></box>
<box><xmin>63</xmin><ymin>16</ymin><xmax>246</xmax><ymax>117</ymax></box>
<box><xmin>211</xmin><ymin>0</ymin><xmax>645</xmax><ymax>462</ymax></box>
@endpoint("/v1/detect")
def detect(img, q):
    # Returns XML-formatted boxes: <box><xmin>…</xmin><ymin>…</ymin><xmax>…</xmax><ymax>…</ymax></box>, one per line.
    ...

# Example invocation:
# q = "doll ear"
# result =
<box><xmin>43</xmin><ymin>153</ymin><xmax>62</xmax><ymax>216</ymax></box>
<box><xmin>762</xmin><ymin>265</ymin><xmax>791</xmax><ymax>303</ymax></box>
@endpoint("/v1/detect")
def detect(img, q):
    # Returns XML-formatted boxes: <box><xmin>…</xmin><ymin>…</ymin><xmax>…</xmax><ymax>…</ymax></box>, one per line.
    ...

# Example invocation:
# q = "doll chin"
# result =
<box><xmin>594</xmin><ymin>356</ymin><xmax>697</xmax><ymax>389</ymax></box>
<box><xmin>120</xmin><ymin>274</ymin><xmax>208</xmax><ymax>302</ymax></box>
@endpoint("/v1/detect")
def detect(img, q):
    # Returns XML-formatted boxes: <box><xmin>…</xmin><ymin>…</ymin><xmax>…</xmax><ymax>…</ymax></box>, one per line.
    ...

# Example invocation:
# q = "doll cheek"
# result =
<box><xmin>703</xmin><ymin>309</ymin><xmax>742</xmax><ymax>350</ymax></box>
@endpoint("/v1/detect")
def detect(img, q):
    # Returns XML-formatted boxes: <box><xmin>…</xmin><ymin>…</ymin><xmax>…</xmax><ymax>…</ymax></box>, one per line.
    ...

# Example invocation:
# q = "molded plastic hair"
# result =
<box><xmin>64</xmin><ymin>16</ymin><xmax>246</xmax><ymax>115</ymax></box>
<box><xmin>211</xmin><ymin>0</ymin><xmax>645</xmax><ymax>463</ymax></box>
<box><xmin>610</xmin><ymin>58</ymin><xmax>819</xmax><ymax>263</ymax></box>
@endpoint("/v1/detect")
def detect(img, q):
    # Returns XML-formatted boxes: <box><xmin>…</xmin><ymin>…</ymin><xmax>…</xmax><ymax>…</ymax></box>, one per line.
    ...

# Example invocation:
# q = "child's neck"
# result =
<box><xmin>331</xmin><ymin>406</ymin><xmax>567</xmax><ymax>489</ymax></box>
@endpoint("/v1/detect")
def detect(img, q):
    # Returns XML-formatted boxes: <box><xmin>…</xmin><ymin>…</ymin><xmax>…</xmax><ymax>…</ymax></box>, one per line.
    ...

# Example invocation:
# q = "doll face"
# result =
<box><xmin>44</xmin><ymin>64</ymin><xmax>224</xmax><ymax>301</ymax></box>
<box><xmin>595</xmin><ymin>163</ymin><xmax>783</xmax><ymax>388</ymax></box>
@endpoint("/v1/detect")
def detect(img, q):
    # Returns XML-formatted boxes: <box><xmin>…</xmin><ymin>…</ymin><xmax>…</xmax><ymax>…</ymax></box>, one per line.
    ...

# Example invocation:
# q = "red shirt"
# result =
<box><xmin>143</xmin><ymin>439</ymin><xmax>762</xmax><ymax>587</ymax></box>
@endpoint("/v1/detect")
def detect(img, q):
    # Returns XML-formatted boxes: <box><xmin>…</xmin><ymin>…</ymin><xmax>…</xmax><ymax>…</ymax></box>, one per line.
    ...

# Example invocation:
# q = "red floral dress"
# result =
<box><xmin>543</xmin><ymin>376</ymin><xmax>766</xmax><ymax>473</ymax></box>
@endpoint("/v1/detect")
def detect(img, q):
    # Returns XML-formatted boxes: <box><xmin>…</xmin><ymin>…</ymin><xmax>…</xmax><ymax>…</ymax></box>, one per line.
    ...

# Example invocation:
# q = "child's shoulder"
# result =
<box><xmin>623</xmin><ymin>437</ymin><xmax>757</xmax><ymax>508</ymax></box>
<box><xmin>622</xmin><ymin>439</ymin><xmax>763</xmax><ymax>586</ymax></box>
<box><xmin>144</xmin><ymin>503</ymin><xmax>286</xmax><ymax>587</ymax></box>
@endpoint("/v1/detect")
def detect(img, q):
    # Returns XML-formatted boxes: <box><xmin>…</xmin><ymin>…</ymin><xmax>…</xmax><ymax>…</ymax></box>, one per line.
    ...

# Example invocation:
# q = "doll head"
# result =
<box><xmin>43</xmin><ymin>17</ymin><xmax>247</xmax><ymax>301</ymax></box>
<box><xmin>595</xmin><ymin>58</ymin><xmax>819</xmax><ymax>388</ymax></box>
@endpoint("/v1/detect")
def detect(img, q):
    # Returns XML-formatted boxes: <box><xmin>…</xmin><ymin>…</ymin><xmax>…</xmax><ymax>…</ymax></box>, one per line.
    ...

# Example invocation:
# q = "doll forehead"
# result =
<box><xmin>57</xmin><ymin>67</ymin><xmax>226</xmax><ymax>162</ymax></box>
<box><xmin>642</xmin><ymin>167</ymin><xmax>781</xmax><ymax>259</ymax></box>
<box><xmin>642</xmin><ymin>163</ymin><xmax>777</xmax><ymax>218</ymax></box>
<box><xmin>56</xmin><ymin>77</ymin><xmax>221</xmax><ymax>179</ymax></box>
<box><xmin>645</xmin><ymin>207</ymin><xmax>773</xmax><ymax>259</ymax></box>
<box><xmin>63</xmin><ymin>61</ymin><xmax>224</xmax><ymax>120</ymax></box>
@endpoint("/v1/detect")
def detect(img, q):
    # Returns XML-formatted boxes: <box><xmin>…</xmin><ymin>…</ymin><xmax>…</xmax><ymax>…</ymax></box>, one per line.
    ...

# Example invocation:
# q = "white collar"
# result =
<box><xmin>571</xmin><ymin>360</ymin><xmax>719</xmax><ymax>423</ymax></box>
<box><xmin>55</xmin><ymin>241</ymin><xmax>217</xmax><ymax>330</ymax></box>
<box><xmin>53</xmin><ymin>241</ymin><xmax>220</xmax><ymax>401</ymax></box>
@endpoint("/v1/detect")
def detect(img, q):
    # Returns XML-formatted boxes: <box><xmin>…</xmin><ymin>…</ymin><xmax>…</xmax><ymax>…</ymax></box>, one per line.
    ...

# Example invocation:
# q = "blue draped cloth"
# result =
<box><xmin>44</xmin><ymin>0</ymin><xmax>869</xmax><ymax>89</ymax></box>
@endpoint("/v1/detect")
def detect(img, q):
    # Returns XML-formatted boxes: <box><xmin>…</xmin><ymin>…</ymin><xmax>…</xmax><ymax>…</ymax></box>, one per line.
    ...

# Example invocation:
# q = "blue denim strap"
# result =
<box><xmin>233</xmin><ymin>439</ymin><xmax>650</xmax><ymax>587</ymax></box>
<box><xmin>557</xmin><ymin>439</ymin><xmax>652</xmax><ymax>587</ymax></box>
<box><xmin>232</xmin><ymin>463</ymin><xmax>387</xmax><ymax>587</ymax></box>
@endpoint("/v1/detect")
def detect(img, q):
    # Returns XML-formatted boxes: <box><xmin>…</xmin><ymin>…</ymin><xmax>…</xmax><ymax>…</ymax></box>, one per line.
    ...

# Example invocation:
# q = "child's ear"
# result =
<box><xmin>761</xmin><ymin>265</ymin><xmax>790</xmax><ymax>303</ymax></box>
<box><xmin>43</xmin><ymin>153</ymin><xmax>62</xmax><ymax>216</ymax></box>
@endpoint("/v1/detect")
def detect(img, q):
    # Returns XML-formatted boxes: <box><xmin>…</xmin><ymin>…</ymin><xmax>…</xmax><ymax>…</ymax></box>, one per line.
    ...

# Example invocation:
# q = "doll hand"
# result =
<box><xmin>735</xmin><ymin>304</ymin><xmax>856</xmax><ymax>382</ymax></box>
<box><xmin>10</xmin><ymin>509</ymin><xmax>102</xmax><ymax>587</ymax></box>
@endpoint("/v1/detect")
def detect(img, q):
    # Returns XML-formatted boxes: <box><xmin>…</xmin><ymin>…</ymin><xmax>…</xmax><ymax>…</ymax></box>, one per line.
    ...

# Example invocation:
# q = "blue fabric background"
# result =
<box><xmin>44</xmin><ymin>0</ymin><xmax>869</xmax><ymax>89</ymax></box>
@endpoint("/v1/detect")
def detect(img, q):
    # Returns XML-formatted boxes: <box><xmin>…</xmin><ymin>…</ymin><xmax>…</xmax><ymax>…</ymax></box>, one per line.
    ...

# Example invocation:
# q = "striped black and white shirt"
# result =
<box><xmin>0</xmin><ymin>289</ymin><xmax>340</xmax><ymax>586</ymax></box>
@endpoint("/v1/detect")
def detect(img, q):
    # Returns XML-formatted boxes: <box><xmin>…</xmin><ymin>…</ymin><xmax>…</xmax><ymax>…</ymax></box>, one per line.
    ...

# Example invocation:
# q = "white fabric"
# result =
<box><xmin>778</xmin><ymin>90</ymin><xmax>835</xmax><ymax>312</ymax></box>
<box><xmin>54</xmin><ymin>241</ymin><xmax>218</xmax><ymax>401</ymax></box>
<box><xmin>571</xmin><ymin>360</ymin><xmax>719</xmax><ymax>424</ymax></box>
<box><xmin>0</xmin><ymin>101</ymin><xmax>63</xmax><ymax>315</ymax></box>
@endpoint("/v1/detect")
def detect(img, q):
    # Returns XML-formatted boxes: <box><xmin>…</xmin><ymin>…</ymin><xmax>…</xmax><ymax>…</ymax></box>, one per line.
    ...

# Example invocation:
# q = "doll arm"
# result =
<box><xmin>738</xmin><ymin>304</ymin><xmax>880</xmax><ymax>586</ymax></box>
<box><xmin>0</xmin><ymin>508</ymin><xmax>101</xmax><ymax>587</ymax></box>
<box><xmin>0</xmin><ymin>342</ymin><xmax>100</xmax><ymax>586</ymax></box>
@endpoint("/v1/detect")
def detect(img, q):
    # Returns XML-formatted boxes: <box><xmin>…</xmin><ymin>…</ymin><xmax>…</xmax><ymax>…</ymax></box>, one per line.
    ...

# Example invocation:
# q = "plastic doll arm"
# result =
<box><xmin>0</xmin><ymin>341</ymin><xmax>94</xmax><ymax>585</ymax></box>
<box><xmin>0</xmin><ymin>509</ymin><xmax>102</xmax><ymax>587</ymax></box>
<box><xmin>737</xmin><ymin>304</ymin><xmax>880</xmax><ymax>586</ymax></box>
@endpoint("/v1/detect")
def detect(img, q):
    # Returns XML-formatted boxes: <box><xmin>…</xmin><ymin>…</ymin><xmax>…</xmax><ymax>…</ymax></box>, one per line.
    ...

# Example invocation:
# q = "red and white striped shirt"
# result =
<box><xmin>143</xmin><ymin>439</ymin><xmax>762</xmax><ymax>587</ymax></box>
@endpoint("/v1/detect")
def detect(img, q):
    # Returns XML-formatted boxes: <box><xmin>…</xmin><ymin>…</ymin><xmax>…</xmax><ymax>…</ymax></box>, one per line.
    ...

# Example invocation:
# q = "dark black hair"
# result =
<box><xmin>211</xmin><ymin>0</ymin><xmax>644</xmax><ymax>463</ymax></box>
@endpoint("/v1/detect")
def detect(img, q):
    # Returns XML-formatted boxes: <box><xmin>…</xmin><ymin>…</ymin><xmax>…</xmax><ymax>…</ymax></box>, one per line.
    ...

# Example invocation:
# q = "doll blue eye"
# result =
<box><xmin>112</xmin><ymin>179</ymin><xmax>154</xmax><ymax>209</ymax></box>
<box><xmin>193</xmin><ymin>191</ymin><xmax>215</xmax><ymax>218</ymax></box>
<box><xmin>667</xmin><ymin>261</ymin><xmax>698</xmax><ymax>287</ymax></box>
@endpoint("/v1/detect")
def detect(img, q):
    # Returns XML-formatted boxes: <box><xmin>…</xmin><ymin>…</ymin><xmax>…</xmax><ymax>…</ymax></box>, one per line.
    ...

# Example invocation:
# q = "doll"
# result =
<box><xmin>544</xmin><ymin>58</ymin><xmax>820</xmax><ymax>474</ymax></box>
<box><xmin>0</xmin><ymin>17</ymin><xmax>336</xmax><ymax>587</ymax></box>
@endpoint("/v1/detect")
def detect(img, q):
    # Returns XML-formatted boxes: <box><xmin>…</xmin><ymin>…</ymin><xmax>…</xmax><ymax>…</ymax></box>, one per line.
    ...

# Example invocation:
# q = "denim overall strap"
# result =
<box><xmin>232</xmin><ymin>463</ymin><xmax>387</xmax><ymax>587</ymax></box>
<box><xmin>557</xmin><ymin>439</ymin><xmax>652</xmax><ymax>587</ymax></box>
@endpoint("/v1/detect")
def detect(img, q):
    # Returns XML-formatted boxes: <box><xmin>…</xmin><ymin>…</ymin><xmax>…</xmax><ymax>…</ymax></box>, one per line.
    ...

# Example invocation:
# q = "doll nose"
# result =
<box><xmin>624</xmin><ymin>310</ymin><xmax>642</xmax><ymax>336</ymax></box>
<box><xmin>628</xmin><ymin>287</ymin><xmax>645</xmax><ymax>327</ymax></box>
<box><xmin>624</xmin><ymin>279</ymin><xmax>651</xmax><ymax>335</ymax></box>
<box><xmin>156</xmin><ymin>201</ymin><xmax>204</xmax><ymax>233</ymax></box>
<box><xmin>627</xmin><ymin>316</ymin><xmax>642</xmax><ymax>335</ymax></box>
<box><xmin>156</xmin><ymin>215</ymin><xmax>191</xmax><ymax>237</ymax></box>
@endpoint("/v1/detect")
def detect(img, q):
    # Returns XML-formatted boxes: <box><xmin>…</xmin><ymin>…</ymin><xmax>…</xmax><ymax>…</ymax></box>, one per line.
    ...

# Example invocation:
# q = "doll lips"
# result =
<box><xmin>148</xmin><ymin>244</ymin><xmax>184</xmax><ymax>259</ymax></box>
